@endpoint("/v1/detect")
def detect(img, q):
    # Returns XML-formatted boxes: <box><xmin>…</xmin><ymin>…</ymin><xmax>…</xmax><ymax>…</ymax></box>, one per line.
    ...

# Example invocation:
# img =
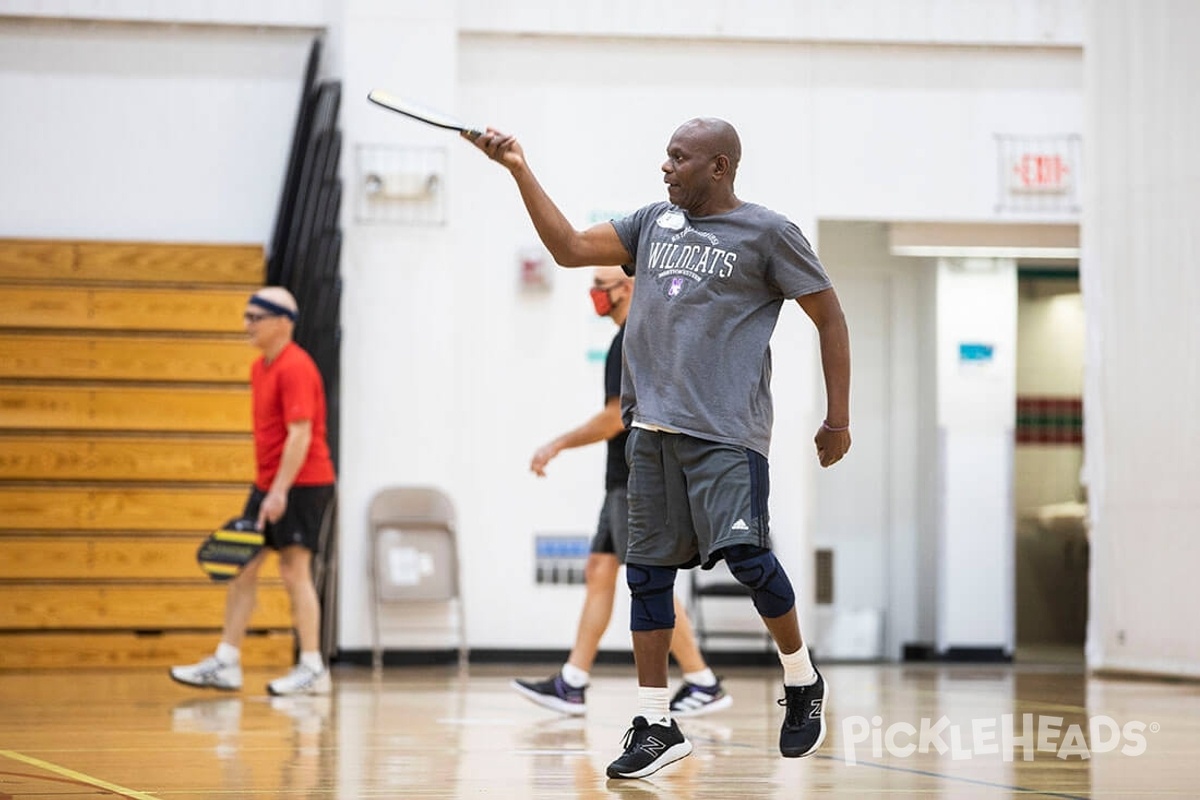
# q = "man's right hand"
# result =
<box><xmin>466</xmin><ymin>127</ymin><xmax>526</xmax><ymax>172</ymax></box>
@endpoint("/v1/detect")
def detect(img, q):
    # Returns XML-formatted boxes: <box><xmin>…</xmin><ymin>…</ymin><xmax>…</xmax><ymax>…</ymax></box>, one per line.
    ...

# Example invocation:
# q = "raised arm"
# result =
<box><xmin>796</xmin><ymin>288</ymin><xmax>852</xmax><ymax>468</ymax></box>
<box><xmin>466</xmin><ymin>128</ymin><xmax>632</xmax><ymax>268</ymax></box>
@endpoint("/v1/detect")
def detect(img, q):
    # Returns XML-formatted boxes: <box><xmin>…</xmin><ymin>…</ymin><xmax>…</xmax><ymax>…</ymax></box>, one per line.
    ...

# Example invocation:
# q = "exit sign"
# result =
<box><xmin>995</xmin><ymin>134</ymin><xmax>1081</xmax><ymax>214</ymax></box>
<box><xmin>1010</xmin><ymin>153</ymin><xmax>1071</xmax><ymax>193</ymax></box>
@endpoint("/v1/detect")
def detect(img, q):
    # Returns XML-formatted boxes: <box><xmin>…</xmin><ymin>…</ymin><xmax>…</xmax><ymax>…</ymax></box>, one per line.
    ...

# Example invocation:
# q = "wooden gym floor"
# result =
<box><xmin>0</xmin><ymin>660</ymin><xmax>1196</xmax><ymax>798</ymax></box>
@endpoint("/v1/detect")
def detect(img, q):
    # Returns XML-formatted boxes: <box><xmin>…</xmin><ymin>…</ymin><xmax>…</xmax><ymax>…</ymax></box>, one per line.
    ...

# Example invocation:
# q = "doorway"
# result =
<box><xmin>1013</xmin><ymin>266</ymin><xmax>1087</xmax><ymax>661</ymax></box>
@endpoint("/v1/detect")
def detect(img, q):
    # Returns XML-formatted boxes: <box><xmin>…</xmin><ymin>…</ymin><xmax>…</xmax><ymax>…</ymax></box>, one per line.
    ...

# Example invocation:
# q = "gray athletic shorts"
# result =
<box><xmin>589</xmin><ymin>487</ymin><xmax>630</xmax><ymax>563</ymax></box>
<box><xmin>625</xmin><ymin>428</ymin><xmax>772</xmax><ymax>568</ymax></box>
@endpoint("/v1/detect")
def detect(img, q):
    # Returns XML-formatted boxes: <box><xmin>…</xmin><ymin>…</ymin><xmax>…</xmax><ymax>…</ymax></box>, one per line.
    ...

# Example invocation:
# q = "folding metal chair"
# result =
<box><xmin>367</xmin><ymin>486</ymin><xmax>466</xmax><ymax>672</ymax></box>
<box><xmin>688</xmin><ymin>561</ymin><xmax>773</xmax><ymax>651</ymax></box>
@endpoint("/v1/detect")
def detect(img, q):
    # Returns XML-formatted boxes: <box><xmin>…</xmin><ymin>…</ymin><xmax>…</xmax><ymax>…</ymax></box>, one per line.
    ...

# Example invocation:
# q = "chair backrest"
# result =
<box><xmin>369</xmin><ymin>486</ymin><xmax>455</xmax><ymax>528</ymax></box>
<box><xmin>368</xmin><ymin>486</ymin><xmax>458</xmax><ymax>602</ymax></box>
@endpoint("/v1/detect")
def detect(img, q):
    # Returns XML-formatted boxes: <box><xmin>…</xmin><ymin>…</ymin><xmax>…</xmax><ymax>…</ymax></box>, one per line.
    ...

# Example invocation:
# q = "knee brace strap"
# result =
<box><xmin>725</xmin><ymin>544</ymin><xmax>795</xmax><ymax>619</ymax></box>
<box><xmin>626</xmin><ymin>563</ymin><xmax>677</xmax><ymax>631</ymax></box>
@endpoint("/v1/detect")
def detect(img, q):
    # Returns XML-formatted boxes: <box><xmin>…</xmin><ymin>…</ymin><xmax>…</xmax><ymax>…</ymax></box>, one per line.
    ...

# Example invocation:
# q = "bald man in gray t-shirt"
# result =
<box><xmin>469</xmin><ymin>115</ymin><xmax>851</xmax><ymax>780</ymax></box>
<box><xmin>612</xmin><ymin>200</ymin><xmax>831</xmax><ymax>458</ymax></box>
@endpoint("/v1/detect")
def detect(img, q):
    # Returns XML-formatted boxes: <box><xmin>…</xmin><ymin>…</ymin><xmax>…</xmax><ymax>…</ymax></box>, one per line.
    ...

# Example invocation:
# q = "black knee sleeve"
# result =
<box><xmin>626</xmin><ymin>563</ymin><xmax>677</xmax><ymax>631</ymax></box>
<box><xmin>724</xmin><ymin>544</ymin><xmax>796</xmax><ymax>619</ymax></box>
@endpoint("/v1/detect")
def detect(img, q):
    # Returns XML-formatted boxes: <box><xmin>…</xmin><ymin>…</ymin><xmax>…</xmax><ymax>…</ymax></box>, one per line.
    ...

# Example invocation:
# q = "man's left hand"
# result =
<box><xmin>814</xmin><ymin>425</ymin><xmax>851</xmax><ymax>468</ymax></box>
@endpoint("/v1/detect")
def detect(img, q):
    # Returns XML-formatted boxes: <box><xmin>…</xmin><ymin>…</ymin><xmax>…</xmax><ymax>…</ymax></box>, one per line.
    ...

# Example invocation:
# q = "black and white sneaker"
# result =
<box><xmin>778</xmin><ymin>669</ymin><xmax>827</xmax><ymax>757</ymax></box>
<box><xmin>606</xmin><ymin>716</ymin><xmax>693</xmax><ymax>779</ymax></box>
<box><xmin>669</xmin><ymin>678</ymin><xmax>733</xmax><ymax>717</ymax></box>
<box><xmin>511</xmin><ymin>672</ymin><xmax>587</xmax><ymax>716</ymax></box>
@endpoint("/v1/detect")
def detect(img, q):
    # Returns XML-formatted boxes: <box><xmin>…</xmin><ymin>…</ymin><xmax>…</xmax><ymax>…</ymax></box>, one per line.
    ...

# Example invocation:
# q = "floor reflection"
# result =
<box><xmin>0</xmin><ymin>662</ymin><xmax>1192</xmax><ymax>798</ymax></box>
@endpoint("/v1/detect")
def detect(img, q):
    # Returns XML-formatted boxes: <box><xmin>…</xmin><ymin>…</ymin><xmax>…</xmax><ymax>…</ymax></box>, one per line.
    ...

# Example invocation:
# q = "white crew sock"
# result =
<box><xmin>561</xmin><ymin>663</ymin><xmax>590</xmax><ymax>688</ymax></box>
<box><xmin>682</xmin><ymin>668</ymin><xmax>717</xmax><ymax>688</ymax></box>
<box><xmin>215</xmin><ymin>641</ymin><xmax>240</xmax><ymax>665</ymax></box>
<box><xmin>779</xmin><ymin>642</ymin><xmax>817</xmax><ymax>686</ymax></box>
<box><xmin>638</xmin><ymin>686</ymin><xmax>671</xmax><ymax>726</ymax></box>
<box><xmin>300</xmin><ymin>651</ymin><xmax>324</xmax><ymax>673</ymax></box>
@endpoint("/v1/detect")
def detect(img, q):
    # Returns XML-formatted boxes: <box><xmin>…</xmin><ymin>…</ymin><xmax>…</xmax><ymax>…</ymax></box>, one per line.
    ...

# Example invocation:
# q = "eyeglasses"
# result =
<box><xmin>242</xmin><ymin>311</ymin><xmax>280</xmax><ymax>323</ymax></box>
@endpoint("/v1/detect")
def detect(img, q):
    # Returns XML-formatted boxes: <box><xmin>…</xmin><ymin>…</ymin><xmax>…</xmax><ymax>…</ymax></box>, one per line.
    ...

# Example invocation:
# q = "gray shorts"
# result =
<box><xmin>589</xmin><ymin>487</ymin><xmax>630</xmax><ymax>563</ymax></box>
<box><xmin>625</xmin><ymin>428</ymin><xmax>772</xmax><ymax>568</ymax></box>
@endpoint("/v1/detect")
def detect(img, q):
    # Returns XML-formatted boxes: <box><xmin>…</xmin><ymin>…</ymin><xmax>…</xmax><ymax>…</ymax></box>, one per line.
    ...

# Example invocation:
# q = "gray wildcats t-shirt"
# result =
<box><xmin>611</xmin><ymin>201</ymin><xmax>831</xmax><ymax>457</ymax></box>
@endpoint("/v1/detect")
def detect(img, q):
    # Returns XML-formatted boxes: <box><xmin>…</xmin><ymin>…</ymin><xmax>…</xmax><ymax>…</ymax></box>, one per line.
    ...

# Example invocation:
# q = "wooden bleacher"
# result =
<box><xmin>0</xmin><ymin>239</ymin><xmax>294</xmax><ymax>669</ymax></box>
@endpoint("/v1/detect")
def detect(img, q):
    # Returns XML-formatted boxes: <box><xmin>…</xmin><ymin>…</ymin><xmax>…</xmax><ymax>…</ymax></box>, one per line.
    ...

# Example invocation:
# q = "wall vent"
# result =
<box><xmin>815</xmin><ymin>548</ymin><xmax>834</xmax><ymax>605</ymax></box>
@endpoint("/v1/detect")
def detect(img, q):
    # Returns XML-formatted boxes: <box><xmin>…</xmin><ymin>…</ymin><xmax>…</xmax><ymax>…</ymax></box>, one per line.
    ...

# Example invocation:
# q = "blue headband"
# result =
<box><xmin>248</xmin><ymin>295</ymin><xmax>298</xmax><ymax>321</ymax></box>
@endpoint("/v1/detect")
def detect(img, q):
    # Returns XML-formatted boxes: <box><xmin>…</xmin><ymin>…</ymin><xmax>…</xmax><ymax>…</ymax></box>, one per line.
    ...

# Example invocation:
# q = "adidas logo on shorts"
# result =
<box><xmin>731</xmin><ymin>519</ymin><xmax>750</xmax><ymax>531</ymax></box>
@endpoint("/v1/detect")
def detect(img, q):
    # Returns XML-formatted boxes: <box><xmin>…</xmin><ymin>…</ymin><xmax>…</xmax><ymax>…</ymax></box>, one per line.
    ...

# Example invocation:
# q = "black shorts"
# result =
<box><xmin>589</xmin><ymin>487</ymin><xmax>630</xmax><ymax>563</ymax></box>
<box><xmin>241</xmin><ymin>484</ymin><xmax>335</xmax><ymax>553</ymax></box>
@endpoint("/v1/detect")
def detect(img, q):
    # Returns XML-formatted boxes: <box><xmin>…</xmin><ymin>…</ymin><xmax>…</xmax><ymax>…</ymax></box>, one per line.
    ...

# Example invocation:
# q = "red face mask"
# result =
<box><xmin>590</xmin><ymin>286</ymin><xmax>615</xmax><ymax>316</ymax></box>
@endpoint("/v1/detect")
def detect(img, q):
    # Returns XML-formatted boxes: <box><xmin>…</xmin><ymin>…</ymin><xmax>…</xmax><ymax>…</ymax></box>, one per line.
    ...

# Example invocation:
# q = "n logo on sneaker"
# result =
<box><xmin>731</xmin><ymin>519</ymin><xmax>750</xmax><ymax>531</ymax></box>
<box><xmin>809</xmin><ymin>699</ymin><xmax>824</xmax><ymax>720</ymax></box>
<box><xmin>639</xmin><ymin>736</ymin><xmax>667</xmax><ymax>756</ymax></box>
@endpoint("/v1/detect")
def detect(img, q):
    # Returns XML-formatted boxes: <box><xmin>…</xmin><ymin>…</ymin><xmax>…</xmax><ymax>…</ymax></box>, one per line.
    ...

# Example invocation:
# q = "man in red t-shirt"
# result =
<box><xmin>172</xmin><ymin>286</ymin><xmax>337</xmax><ymax>696</ymax></box>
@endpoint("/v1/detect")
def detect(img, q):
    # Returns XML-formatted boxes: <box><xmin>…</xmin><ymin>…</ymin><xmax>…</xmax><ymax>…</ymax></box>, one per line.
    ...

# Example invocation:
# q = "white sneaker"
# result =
<box><xmin>267</xmin><ymin>664</ymin><xmax>332</xmax><ymax>696</ymax></box>
<box><xmin>170</xmin><ymin>656</ymin><xmax>243</xmax><ymax>691</ymax></box>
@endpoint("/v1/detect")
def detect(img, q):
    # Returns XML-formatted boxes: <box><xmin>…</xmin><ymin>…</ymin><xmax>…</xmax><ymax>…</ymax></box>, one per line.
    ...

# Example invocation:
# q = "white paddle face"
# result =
<box><xmin>367</xmin><ymin>90</ymin><xmax>483</xmax><ymax>139</ymax></box>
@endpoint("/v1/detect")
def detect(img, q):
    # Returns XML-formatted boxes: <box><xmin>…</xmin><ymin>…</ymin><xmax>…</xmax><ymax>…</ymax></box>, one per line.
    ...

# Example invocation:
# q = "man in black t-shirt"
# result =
<box><xmin>511</xmin><ymin>267</ymin><xmax>732</xmax><ymax>719</ymax></box>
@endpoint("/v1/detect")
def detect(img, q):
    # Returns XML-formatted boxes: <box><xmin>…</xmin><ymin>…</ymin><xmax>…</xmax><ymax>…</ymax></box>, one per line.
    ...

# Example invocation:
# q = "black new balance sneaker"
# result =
<box><xmin>778</xmin><ymin>669</ymin><xmax>827</xmax><ymax>757</ymax></box>
<box><xmin>606</xmin><ymin>715</ymin><xmax>693</xmax><ymax>779</ymax></box>
<box><xmin>511</xmin><ymin>672</ymin><xmax>587</xmax><ymax>716</ymax></box>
